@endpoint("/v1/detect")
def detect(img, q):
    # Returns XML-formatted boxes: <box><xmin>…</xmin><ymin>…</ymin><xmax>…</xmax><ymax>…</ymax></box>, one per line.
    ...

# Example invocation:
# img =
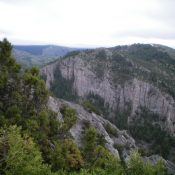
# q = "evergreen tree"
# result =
<box><xmin>0</xmin><ymin>125</ymin><xmax>52</xmax><ymax>175</ymax></box>
<box><xmin>127</xmin><ymin>150</ymin><xmax>166</xmax><ymax>175</ymax></box>
<box><xmin>51</xmin><ymin>139</ymin><xmax>84</xmax><ymax>172</ymax></box>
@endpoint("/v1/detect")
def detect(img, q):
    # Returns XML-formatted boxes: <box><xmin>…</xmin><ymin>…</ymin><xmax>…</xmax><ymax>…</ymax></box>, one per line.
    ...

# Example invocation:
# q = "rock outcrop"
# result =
<box><xmin>42</xmin><ymin>53</ymin><xmax>175</xmax><ymax>135</ymax></box>
<box><xmin>48</xmin><ymin>96</ymin><xmax>137</xmax><ymax>159</ymax></box>
<box><xmin>48</xmin><ymin>96</ymin><xmax>175</xmax><ymax>174</ymax></box>
<box><xmin>41</xmin><ymin>62</ymin><xmax>59</xmax><ymax>89</ymax></box>
<box><xmin>42</xmin><ymin>44</ymin><xmax>175</xmax><ymax>173</ymax></box>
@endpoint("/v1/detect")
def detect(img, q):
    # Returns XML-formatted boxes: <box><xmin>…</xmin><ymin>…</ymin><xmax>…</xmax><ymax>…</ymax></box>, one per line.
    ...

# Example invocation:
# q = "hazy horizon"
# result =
<box><xmin>10</xmin><ymin>43</ymin><xmax>175</xmax><ymax>50</ymax></box>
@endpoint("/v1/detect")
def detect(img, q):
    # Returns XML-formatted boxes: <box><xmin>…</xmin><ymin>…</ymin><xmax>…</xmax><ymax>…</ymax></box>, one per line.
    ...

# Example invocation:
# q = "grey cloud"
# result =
<box><xmin>112</xmin><ymin>29</ymin><xmax>175</xmax><ymax>40</ymax></box>
<box><xmin>0</xmin><ymin>0</ymin><xmax>175</xmax><ymax>48</ymax></box>
<box><xmin>143</xmin><ymin>0</ymin><xmax>175</xmax><ymax>28</ymax></box>
<box><xmin>112</xmin><ymin>0</ymin><xmax>175</xmax><ymax>41</ymax></box>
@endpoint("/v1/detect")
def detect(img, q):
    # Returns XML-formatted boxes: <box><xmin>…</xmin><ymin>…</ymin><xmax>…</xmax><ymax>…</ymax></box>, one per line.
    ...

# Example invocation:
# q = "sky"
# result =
<box><xmin>0</xmin><ymin>0</ymin><xmax>175</xmax><ymax>48</ymax></box>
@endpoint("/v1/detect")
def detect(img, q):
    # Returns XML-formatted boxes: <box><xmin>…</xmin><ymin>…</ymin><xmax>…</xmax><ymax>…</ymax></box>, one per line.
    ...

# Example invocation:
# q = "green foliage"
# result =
<box><xmin>128</xmin><ymin>44</ymin><xmax>175</xmax><ymax>65</ymax></box>
<box><xmin>96</xmin><ymin>133</ymin><xmax>106</xmax><ymax>147</ymax></box>
<box><xmin>0</xmin><ymin>39</ymin><xmax>168</xmax><ymax>175</ymax></box>
<box><xmin>0</xmin><ymin>39</ymin><xmax>60</xmax><ymax>164</ymax></box>
<box><xmin>51</xmin><ymin>68</ymin><xmax>77</xmax><ymax>101</ymax></box>
<box><xmin>104</xmin><ymin>123</ymin><xmax>118</xmax><ymax>137</ymax></box>
<box><xmin>82</xmin><ymin>100</ymin><xmax>100</xmax><ymax>115</ymax></box>
<box><xmin>69</xmin><ymin>168</ymin><xmax>106</xmax><ymax>175</ymax></box>
<box><xmin>91</xmin><ymin>145</ymin><xmax>124</xmax><ymax>174</ymax></box>
<box><xmin>127</xmin><ymin>150</ymin><xmax>166</xmax><ymax>175</ymax></box>
<box><xmin>13</xmin><ymin>45</ymin><xmax>75</xmax><ymax>68</ymax></box>
<box><xmin>127</xmin><ymin>45</ymin><xmax>175</xmax><ymax>98</ymax></box>
<box><xmin>92</xmin><ymin>50</ymin><xmax>107</xmax><ymax>79</ymax></box>
<box><xmin>82</xmin><ymin>93</ymin><xmax>109</xmax><ymax>116</ymax></box>
<box><xmin>110</xmin><ymin>44</ymin><xmax>175</xmax><ymax>97</ymax></box>
<box><xmin>0</xmin><ymin>126</ymin><xmax>167</xmax><ymax>175</ymax></box>
<box><xmin>96</xmin><ymin>50</ymin><xmax>107</xmax><ymax>60</ymax></box>
<box><xmin>0</xmin><ymin>39</ymin><xmax>21</xmax><ymax>126</ymax></box>
<box><xmin>93</xmin><ymin>62</ymin><xmax>106</xmax><ymax>79</ymax></box>
<box><xmin>113</xmin><ymin>143</ymin><xmax>125</xmax><ymax>152</ymax></box>
<box><xmin>60</xmin><ymin>105</ymin><xmax>77</xmax><ymax>133</ymax></box>
<box><xmin>0</xmin><ymin>125</ymin><xmax>52</xmax><ymax>175</ymax></box>
<box><xmin>113</xmin><ymin>103</ymin><xmax>132</xmax><ymax>130</ymax></box>
<box><xmin>51</xmin><ymin>139</ymin><xmax>84</xmax><ymax>171</ymax></box>
<box><xmin>22</xmin><ymin>67</ymin><xmax>49</xmax><ymax>112</ymax></box>
<box><xmin>111</xmin><ymin>52</ymin><xmax>133</xmax><ymax>84</ymax></box>
<box><xmin>64</xmin><ymin>51</ymin><xmax>80</xmax><ymax>58</ymax></box>
<box><xmin>129</xmin><ymin>107</ymin><xmax>175</xmax><ymax>158</ymax></box>
<box><xmin>82</xmin><ymin>127</ymin><xmax>123</xmax><ymax>174</ymax></box>
<box><xmin>83</xmin><ymin>127</ymin><xmax>97</xmax><ymax>163</ymax></box>
<box><xmin>114</xmin><ymin>112</ymin><xmax>129</xmax><ymax>130</ymax></box>
<box><xmin>84</xmin><ymin>93</ymin><xmax>109</xmax><ymax>116</ymax></box>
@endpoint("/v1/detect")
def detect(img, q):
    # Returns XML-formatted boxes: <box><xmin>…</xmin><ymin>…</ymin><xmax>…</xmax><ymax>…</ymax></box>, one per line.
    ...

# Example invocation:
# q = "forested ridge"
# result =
<box><xmin>0</xmin><ymin>39</ymin><xmax>167</xmax><ymax>174</ymax></box>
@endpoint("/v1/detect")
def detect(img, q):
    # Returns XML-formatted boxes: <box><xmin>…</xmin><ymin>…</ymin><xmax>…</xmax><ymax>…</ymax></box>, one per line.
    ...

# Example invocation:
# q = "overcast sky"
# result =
<box><xmin>0</xmin><ymin>0</ymin><xmax>175</xmax><ymax>48</ymax></box>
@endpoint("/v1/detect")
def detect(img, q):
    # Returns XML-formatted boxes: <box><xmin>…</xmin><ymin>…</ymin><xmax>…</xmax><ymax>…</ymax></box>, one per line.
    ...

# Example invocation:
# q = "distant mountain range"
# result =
<box><xmin>13</xmin><ymin>43</ymin><xmax>175</xmax><ymax>69</ymax></box>
<box><xmin>12</xmin><ymin>45</ymin><xmax>81</xmax><ymax>68</ymax></box>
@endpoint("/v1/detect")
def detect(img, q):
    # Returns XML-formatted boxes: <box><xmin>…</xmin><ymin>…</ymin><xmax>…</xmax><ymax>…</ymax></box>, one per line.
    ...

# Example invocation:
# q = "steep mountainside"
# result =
<box><xmin>48</xmin><ymin>96</ymin><xmax>175</xmax><ymax>174</ymax></box>
<box><xmin>1</xmin><ymin>38</ymin><xmax>172</xmax><ymax>174</ymax></box>
<box><xmin>48</xmin><ymin>96</ymin><xmax>135</xmax><ymax>159</ymax></box>
<box><xmin>41</xmin><ymin>44</ymin><xmax>175</xmax><ymax>161</ymax></box>
<box><xmin>153</xmin><ymin>44</ymin><xmax>175</xmax><ymax>60</ymax></box>
<box><xmin>13</xmin><ymin>45</ymin><xmax>80</xmax><ymax>68</ymax></box>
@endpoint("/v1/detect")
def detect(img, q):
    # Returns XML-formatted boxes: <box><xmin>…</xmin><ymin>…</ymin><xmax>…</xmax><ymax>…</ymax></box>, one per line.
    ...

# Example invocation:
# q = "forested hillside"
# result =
<box><xmin>0</xmin><ymin>40</ymin><xmax>167</xmax><ymax>174</ymax></box>
<box><xmin>12</xmin><ymin>45</ymin><xmax>79</xmax><ymax>68</ymax></box>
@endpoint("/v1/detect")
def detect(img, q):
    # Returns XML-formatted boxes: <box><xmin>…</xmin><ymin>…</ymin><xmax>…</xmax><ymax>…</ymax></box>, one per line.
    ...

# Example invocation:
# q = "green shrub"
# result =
<box><xmin>127</xmin><ymin>150</ymin><xmax>166</xmax><ymax>175</ymax></box>
<box><xmin>64</xmin><ymin>51</ymin><xmax>80</xmax><ymax>58</ymax></box>
<box><xmin>85</xmin><ymin>93</ymin><xmax>109</xmax><ymax>116</ymax></box>
<box><xmin>51</xmin><ymin>139</ymin><xmax>84</xmax><ymax>171</ymax></box>
<box><xmin>0</xmin><ymin>125</ymin><xmax>52</xmax><ymax>175</ymax></box>
<box><xmin>82</xmin><ymin>100</ymin><xmax>100</xmax><ymax>115</ymax></box>
<box><xmin>129</xmin><ymin>107</ymin><xmax>175</xmax><ymax>158</ymax></box>
<box><xmin>51</xmin><ymin>68</ymin><xmax>77</xmax><ymax>101</ymax></box>
<box><xmin>113</xmin><ymin>143</ymin><xmax>124</xmax><ymax>152</ymax></box>
<box><xmin>104</xmin><ymin>123</ymin><xmax>118</xmax><ymax>137</ymax></box>
<box><xmin>60</xmin><ymin>105</ymin><xmax>78</xmax><ymax>132</ymax></box>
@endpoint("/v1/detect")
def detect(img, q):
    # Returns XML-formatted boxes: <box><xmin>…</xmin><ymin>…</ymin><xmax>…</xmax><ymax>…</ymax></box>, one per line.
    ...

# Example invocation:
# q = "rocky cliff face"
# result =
<box><xmin>41</xmin><ymin>47</ymin><xmax>175</xmax><ymax>135</ymax></box>
<box><xmin>47</xmin><ymin>96</ymin><xmax>136</xmax><ymax>159</ymax></box>
<box><xmin>41</xmin><ymin>61</ymin><xmax>59</xmax><ymax>88</ymax></box>
<box><xmin>41</xmin><ymin>44</ymin><xmax>175</xmax><ymax>163</ymax></box>
<box><xmin>47</xmin><ymin>96</ymin><xmax>175</xmax><ymax>174</ymax></box>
